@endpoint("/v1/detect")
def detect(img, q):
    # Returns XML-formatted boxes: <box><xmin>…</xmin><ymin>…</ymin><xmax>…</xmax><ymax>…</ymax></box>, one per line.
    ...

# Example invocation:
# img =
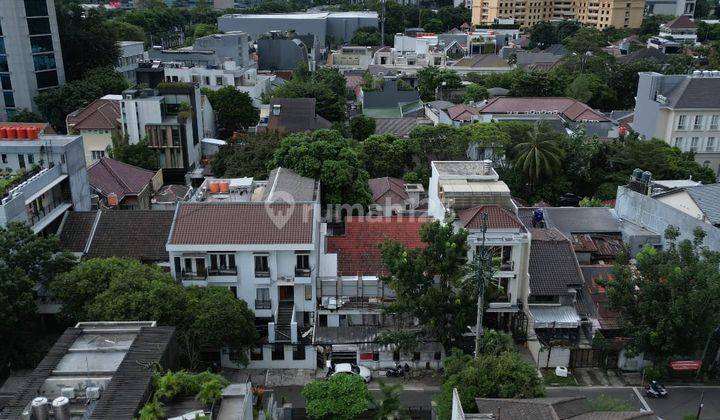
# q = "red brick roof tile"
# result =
<box><xmin>368</xmin><ymin>177</ymin><xmax>407</xmax><ymax>205</ymax></box>
<box><xmin>87</xmin><ymin>157</ymin><xmax>155</xmax><ymax>201</ymax></box>
<box><xmin>477</xmin><ymin>97</ymin><xmax>609</xmax><ymax>122</ymax></box>
<box><xmin>327</xmin><ymin>216</ymin><xmax>429</xmax><ymax>276</ymax></box>
<box><xmin>457</xmin><ymin>205</ymin><xmax>525</xmax><ymax>230</ymax></box>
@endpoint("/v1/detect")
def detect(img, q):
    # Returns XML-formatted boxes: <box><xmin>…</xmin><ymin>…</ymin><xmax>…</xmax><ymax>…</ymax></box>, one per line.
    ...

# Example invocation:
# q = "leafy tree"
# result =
<box><xmin>9</xmin><ymin>109</ymin><xmax>44</xmax><ymax>123</ymax></box>
<box><xmin>588</xmin><ymin>396</ymin><xmax>633</xmax><ymax>411</ymax></box>
<box><xmin>696</xmin><ymin>0</ymin><xmax>711</xmax><ymax>18</ymax></box>
<box><xmin>202</xmin><ymin>86</ymin><xmax>259</xmax><ymax>138</ymax></box>
<box><xmin>349</xmin><ymin>114</ymin><xmax>376</xmax><ymax>141</ymax></box>
<box><xmin>141</xmin><ymin>370</ymin><xmax>229</xmax><ymax>418</ymax></box>
<box><xmin>579</xmin><ymin>197</ymin><xmax>605</xmax><ymax>207</ymax></box>
<box><xmin>463</xmin><ymin>83</ymin><xmax>488</xmax><ymax>103</ymax></box>
<box><xmin>461</xmin><ymin>122</ymin><xmax>512</xmax><ymax>159</ymax></box>
<box><xmin>436</xmin><ymin>349</ymin><xmax>544</xmax><ymax>419</ymax></box>
<box><xmin>381</xmin><ymin>220</ymin><xmax>475</xmax><ymax>349</ymax></box>
<box><xmin>529</xmin><ymin>21</ymin><xmax>560</xmax><ymax>48</ymax></box>
<box><xmin>565</xmin><ymin>73</ymin><xmax>611</xmax><ymax>106</ymax></box>
<box><xmin>377</xmin><ymin>330</ymin><xmax>419</xmax><ymax>353</ymax></box>
<box><xmin>303</xmin><ymin>374</ymin><xmax>372</xmax><ymax>420</ymax></box>
<box><xmin>416</xmin><ymin>67</ymin><xmax>462</xmax><ymax>101</ymax></box>
<box><xmin>351</xmin><ymin>26</ymin><xmax>382</xmax><ymax>46</ymax></box>
<box><xmin>639</xmin><ymin>15</ymin><xmax>674</xmax><ymax>38</ymax></box>
<box><xmin>373</xmin><ymin>381</ymin><xmax>406</xmax><ymax>419</ymax></box>
<box><xmin>272</xmin><ymin>65</ymin><xmax>347</xmax><ymax>122</ymax></box>
<box><xmin>513</xmin><ymin>123</ymin><xmax>565</xmax><ymax>188</ymax></box>
<box><xmin>211</xmin><ymin>132</ymin><xmax>282</xmax><ymax>179</ymax></box>
<box><xmin>605</xmin><ymin>228</ymin><xmax>720</xmax><ymax>360</ymax></box>
<box><xmin>105</xmin><ymin>20</ymin><xmax>146</xmax><ymax>42</ymax></box>
<box><xmin>55</xmin><ymin>0</ymin><xmax>120</xmax><ymax>81</ymax></box>
<box><xmin>270</xmin><ymin>129</ymin><xmax>372</xmax><ymax>206</ymax></box>
<box><xmin>360</xmin><ymin>134</ymin><xmax>415</xmax><ymax>178</ymax></box>
<box><xmin>562</xmin><ymin>27</ymin><xmax>607</xmax><ymax>54</ymax></box>
<box><xmin>108</xmin><ymin>136</ymin><xmax>161</xmax><ymax>170</ymax></box>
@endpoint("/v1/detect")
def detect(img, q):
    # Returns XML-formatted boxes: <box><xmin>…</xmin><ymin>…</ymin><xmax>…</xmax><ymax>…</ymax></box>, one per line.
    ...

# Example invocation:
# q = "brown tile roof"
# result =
<box><xmin>457</xmin><ymin>205</ymin><xmax>525</xmax><ymax>230</ymax></box>
<box><xmin>368</xmin><ymin>177</ymin><xmax>407</xmax><ymax>206</ymax></box>
<box><xmin>529</xmin><ymin>228</ymin><xmax>585</xmax><ymax>296</ymax></box>
<box><xmin>478</xmin><ymin>97</ymin><xmax>610</xmax><ymax>122</ymax></box>
<box><xmin>447</xmin><ymin>104</ymin><xmax>479</xmax><ymax>121</ymax></box>
<box><xmin>169</xmin><ymin>202</ymin><xmax>315</xmax><ymax>245</ymax></box>
<box><xmin>66</xmin><ymin>98</ymin><xmax>121</xmax><ymax>131</ymax></box>
<box><xmin>85</xmin><ymin>210</ymin><xmax>175</xmax><ymax>262</ymax></box>
<box><xmin>88</xmin><ymin>157</ymin><xmax>155</xmax><ymax>201</ymax></box>
<box><xmin>327</xmin><ymin>216</ymin><xmax>429</xmax><ymax>276</ymax></box>
<box><xmin>264</xmin><ymin>98</ymin><xmax>332</xmax><ymax>134</ymax></box>
<box><xmin>665</xmin><ymin>15</ymin><xmax>696</xmax><ymax>29</ymax></box>
<box><xmin>59</xmin><ymin>211</ymin><xmax>99</xmax><ymax>253</ymax></box>
<box><xmin>453</xmin><ymin>54</ymin><xmax>510</xmax><ymax>68</ymax></box>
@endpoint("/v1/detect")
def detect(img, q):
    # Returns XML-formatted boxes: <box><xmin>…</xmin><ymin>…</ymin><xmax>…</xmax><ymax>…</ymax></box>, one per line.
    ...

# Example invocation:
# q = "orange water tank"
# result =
<box><xmin>16</xmin><ymin>127</ymin><xmax>27</xmax><ymax>139</ymax></box>
<box><xmin>6</xmin><ymin>127</ymin><xmax>17</xmax><ymax>139</ymax></box>
<box><xmin>0</xmin><ymin>127</ymin><xmax>7</xmax><ymax>138</ymax></box>
<box><xmin>27</xmin><ymin>127</ymin><xmax>38</xmax><ymax>140</ymax></box>
<box><xmin>219</xmin><ymin>181</ymin><xmax>230</xmax><ymax>193</ymax></box>
<box><xmin>209</xmin><ymin>182</ymin><xmax>220</xmax><ymax>193</ymax></box>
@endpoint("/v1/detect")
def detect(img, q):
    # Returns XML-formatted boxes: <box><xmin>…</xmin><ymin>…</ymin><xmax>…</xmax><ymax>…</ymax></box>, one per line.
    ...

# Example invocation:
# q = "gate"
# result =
<box><xmin>569</xmin><ymin>348</ymin><xmax>606</xmax><ymax>368</ymax></box>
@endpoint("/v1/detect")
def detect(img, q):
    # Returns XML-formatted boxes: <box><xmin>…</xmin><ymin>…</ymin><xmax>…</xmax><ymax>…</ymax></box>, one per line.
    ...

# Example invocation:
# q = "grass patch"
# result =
<box><xmin>588</xmin><ymin>395</ymin><xmax>632</xmax><ymax>411</ymax></box>
<box><xmin>540</xmin><ymin>369</ymin><xmax>577</xmax><ymax>386</ymax></box>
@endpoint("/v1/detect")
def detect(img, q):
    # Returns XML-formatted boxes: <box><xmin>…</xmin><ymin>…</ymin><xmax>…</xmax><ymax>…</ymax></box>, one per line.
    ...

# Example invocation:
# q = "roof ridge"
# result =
<box><xmin>100</xmin><ymin>158</ymin><xmax>134</xmax><ymax>193</ymax></box>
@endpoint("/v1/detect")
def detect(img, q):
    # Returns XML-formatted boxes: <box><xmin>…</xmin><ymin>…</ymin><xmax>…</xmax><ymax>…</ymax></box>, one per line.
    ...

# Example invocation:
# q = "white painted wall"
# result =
<box><xmin>527</xmin><ymin>339</ymin><xmax>571</xmax><ymax>368</ymax></box>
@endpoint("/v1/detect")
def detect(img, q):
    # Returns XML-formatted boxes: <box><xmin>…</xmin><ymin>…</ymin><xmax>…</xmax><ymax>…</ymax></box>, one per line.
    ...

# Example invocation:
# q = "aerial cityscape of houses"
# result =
<box><xmin>1</xmin><ymin>0</ymin><xmax>720</xmax><ymax>418</ymax></box>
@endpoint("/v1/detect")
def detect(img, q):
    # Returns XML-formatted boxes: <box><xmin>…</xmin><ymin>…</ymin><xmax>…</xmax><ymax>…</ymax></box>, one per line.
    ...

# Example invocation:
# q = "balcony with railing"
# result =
<box><xmin>294</xmin><ymin>267</ymin><xmax>312</xmax><ymax>284</ymax></box>
<box><xmin>208</xmin><ymin>266</ymin><xmax>238</xmax><ymax>276</ymax></box>
<box><xmin>180</xmin><ymin>270</ymin><xmax>207</xmax><ymax>281</ymax></box>
<box><xmin>255</xmin><ymin>299</ymin><xmax>272</xmax><ymax>310</ymax></box>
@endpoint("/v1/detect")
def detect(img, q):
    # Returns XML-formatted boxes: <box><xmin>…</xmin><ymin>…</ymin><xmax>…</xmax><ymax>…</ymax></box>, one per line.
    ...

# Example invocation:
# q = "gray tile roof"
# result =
<box><xmin>262</xmin><ymin>167</ymin><xmax>318</xmax><ymax>203</ymax></box>
<box><xmin>665</xmin><ymin>77</ymin><xmax>720</xmax><ymax>109</ymax></box>
<box><xmin>85</xmin><ymin>210</ymin><xmax>175</xmax><ymax>262</ymax></box>
<box><xmin>686</xmin><ymin>183</ymin><xmax>720</xmax><ymax>225</ymax></box>
<box><xmin>529</xmin><ymin>228</ymin><xmax>585</xmax><ymax>296</ymax></box>
<box><xmin>540</xmin><ymin>207</ymin><xmax>621</xmax><ymax>236</ymax></box>
<box><xmin>374</xmin><ymin>117</ymin><xmax>431</xmax><ymax>137</ymax></box>
<box><xmin>59</xmin><ymin>211</ymin><xmax>99</xmax><ymax>253</ymax></box>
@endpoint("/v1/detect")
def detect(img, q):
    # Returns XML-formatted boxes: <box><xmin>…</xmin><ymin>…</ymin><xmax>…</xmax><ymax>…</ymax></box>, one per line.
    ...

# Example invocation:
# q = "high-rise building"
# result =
<box><xmin>471</xmin><ymin>0</ymin><xmax>645</xmax><ymax>29</ymax></box>
<box><xmin>0</xmin><ymin>0</ymin><xmax>65</xmax><ymax>121</ymax></box>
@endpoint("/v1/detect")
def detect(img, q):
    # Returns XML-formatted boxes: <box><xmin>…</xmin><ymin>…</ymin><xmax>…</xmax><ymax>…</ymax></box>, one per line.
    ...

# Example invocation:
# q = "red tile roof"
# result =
<box><xmin>327</xmin><ymin>216</ymin><xmax>429</xmax><ymax>276</ymax></box>
<box><xmin>447</xmin><ymin>104</ymin><xmax>479</xmax><ymax>121</ymax></box>
<box><xmin>368</xmin><ymin>177</ymin><xmax>407</xmax><ymax>206</ymax></box>
<box><xmin>87</xmin><ymin>157</ymin><xmax>155</xmax><ymax>201</ymax></box>
<box><xmin>66</xmin><ymin>98</ymin><xmax>121</xmax><ymax>131</ymax></box>
<box><xmin>665</xmin><ymin>15</ymin><xmax>696</xmax><ymax>29</ymax></box>
<box><xmin>477</xmin><ymin>97</ymin><xmax>609</xmax><ymax>122</ymax></box>
<box><xmin>169</xmin><ymin>202</ymin><xmax>314</xmax><ymax>245</ymax></box>
<box><xmin>457</xmin><ymin>205</ymin><xmax>525</xmax><ymax>230</ymax></box>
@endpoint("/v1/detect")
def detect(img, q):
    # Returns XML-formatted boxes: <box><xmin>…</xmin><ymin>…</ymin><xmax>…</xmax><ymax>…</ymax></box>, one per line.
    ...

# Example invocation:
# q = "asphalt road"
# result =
<box><xmin>548</xmin><ymin>386</ymin><xmax>720</xmax><ymax>420</ymax></box>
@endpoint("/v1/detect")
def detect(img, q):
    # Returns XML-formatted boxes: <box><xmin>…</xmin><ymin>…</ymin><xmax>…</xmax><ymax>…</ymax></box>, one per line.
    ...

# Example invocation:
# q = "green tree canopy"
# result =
<box><xmin>349</xmin><ymin>114</ymin><xmax>377</xmax><ymax>141</ymax></box>
<box><xmin>381</xmin><ymin>220</ymin><xmax>474</xmax><ymax>349</ymax></box>
<box><xmin>513</xmin><ymin>123</ymin><xmax>565</xmax><ymax>187</ymax></box>
<box><xmin>360</xmin><ymin>134</ymin><xmax>415</xmax><ymax>178</ymax></box>
<box><xmin>463</xmin><ymin>83</ymin><xmax>488</xmax><ymax>103</ymax></box>
<box><xmin>202</xmin><ymin>86</ymin><xmax>259</xmax><ymax>138</ymax></box>
<box><xmin>303</xmin><ymin>374</ymin><xmax>372</xmax><ymax>420</ymax></box>
<box><xmin>272</xmin><ymin>65</ymin><xmax>347</xmax><ymax>122</ymax></box>
<box><xmin>108</xmin><ymin>137</ymin><xmax>161</xmax><ymax>170</ymax></box>
<box><xmin>270</xmin><ymin>129</ymin><xmax>372</xmax><ymax>206</ymax></box>
<box><xmin>605</xmin><ymin>228</ymin><xmax>720</xmax><ymax>360</ymax></box>
<box><xmin>211</xmin><ymin>132</ymin><xmax>282</xmax><ymax>179</ymax></box>
<box><xmin>416</xmin><ymin>67</ymin><xmax>462</xmax><ymax>101</ymax></box>
<box><xmin>105</xmin><ymin>20</ymin><xmax>147</xmax><ymax>42</ymax></box>
<box><xmin>351</xmin><ymin>26</ymin><xmax>382</xmax><ymax>46</ymax></box>
<box><xmin>9</xmin><ymin>109</ymin><xmax>45</xmax><ymax>123</ymax></box>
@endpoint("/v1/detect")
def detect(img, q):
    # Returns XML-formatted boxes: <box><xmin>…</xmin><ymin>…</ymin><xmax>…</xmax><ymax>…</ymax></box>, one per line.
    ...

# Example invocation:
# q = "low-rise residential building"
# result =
<box><xmin>116</xmin><ymin>40</ymin><xmax>146</xmax><ymax>83</ymax></box>
<box><xmin>0</xmin><ymin>321</ymin><xmax>176</xmax><ymax>420</ymax></box>
<box><xmin>368</xmin><ymin>176</ymin><xmax>425</xmax><ymax>215</ymax></box>
<box><xmin>87</xmin><ymin>157</ymin><xmax>161</xmax><ymax>209</ymax></box>
<box><xmin>257</xmin><ymin>32</ymin><xmax>316</xmax><ymax>72</ymax></box>
<box><xmin>120</xmin><ymin>85</ymin><xmax>215</xmax><ymax>174</ymax></box>
<box><xmin>149</xmin><ymin>32</ymin><xmax>251</xmax><ymax>68</ymax></box>
<box><xmin>658</xmin><ymin>15</ymin><xmax>698</xmax><ymax>44</ymax></box>
<box><xmin>256</xmin><ymin>98</ymin><xmax>332</xmax><ymax>134</ymax></box>
<box><xmin>633</xmin><ymin>71</ymin><xmax>720</xmax><ymax>175</ymax></box>
<box><xmin>167</xmin><ymin>167</ymin><xmax>320</xmax><ymax>369</ymax></box>
<box><xmin>360</xmin><ymin>77</ymin><xmax>423</xmax><ymax>118</ymax></box>
<box><xmin>66</xmin><ymin>95</ymin><xmax>122</xmax><ymax>166</ymax></box>
<box><xmin>0</xmin><ymin>123</ymin><xmax>90</xmax><ymax>233</ymax></box>
<box><xmin>653</xmin><ymin>183</ymin><xmax>720</xmax><ymax>227</ymax></box>
<box><xmin>58</xmin><ymin>209</ymin><xmax>174</xmax><ymax>265</ymax></box>
<box><xmin>329</xmin><ymin>46</ymin><xmax>374</xmax><ymax>71</ymax></box>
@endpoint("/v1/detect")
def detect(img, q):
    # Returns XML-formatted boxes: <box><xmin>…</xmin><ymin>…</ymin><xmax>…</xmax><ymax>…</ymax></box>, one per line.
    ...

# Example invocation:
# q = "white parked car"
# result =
<box><xmin>331</xmin><ymin>363</ymin><xmax>372</xmax><ymax>383</ymax></box>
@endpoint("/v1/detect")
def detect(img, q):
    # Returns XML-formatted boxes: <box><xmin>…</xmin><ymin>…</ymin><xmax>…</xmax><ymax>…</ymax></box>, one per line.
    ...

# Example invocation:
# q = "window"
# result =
<box><xmin>174</xmin><ymin>257</ymin><xmax>181</xmax><ymax>274</ymax></box>
<box><xmin>0</xmin><ymin>55</ymin><xmax>7</xmax><ymax>72</ymax></box>
<box><xmin>254</xmin><ymin>254</ymin><xmax>269</xmax><ymax>277</ymax></box>
<box><xmin>296</xmin><ymin>253</ymin><xmax>310</xmax><ymax>276</ymax></box>
<box><xmin>3</xmin><ymin>92</ymin><xmax>15</xmax><ymax>108</ymax></box>
<box><xmin>677</xmin><ymin>115</ymin><xmax>687</xmax><ymax>130</ymax></box>
<box><xmin>691</xmin><ymin>137</ymin><xmax>699</xmax><ymax>152</ymax></box>
<box><xmin>292</xmin><ymin>345</ymin><xmax>306</xmax><ymax>360</ymax></box>
<box><xmin>256</xmin><ymin>288</ymin><xmax>270</xmax><ymax>301</ymax></box>
<box><xmin>694</xmin><ymin>115</ymin><xmax>704</xmax><ymax>130</ymax></box>
<box><xmin>33</xmin><ymin>53</ymin><xmax>55</xmax><ymax>71</ymax></box>
<box><xmin>250</xmin><ymin>346</ymin><xmax>263</xmax><ymax>361</ymax></box>
<box><xmin>209</xmin><ymin>253</ymin><xmax>237</xmax><ymax>274</ymax></box>
<box><xmin>27</xmin><ymin>154</ymin><xmax>34</xmax><ymax>165</ymax></box>
<box><xmin>27</xmin><ymin>17</ymin><xmax>51</xmax><ymax>35</ymax></box>
<box><xmin>305</xmin><ymin>285</ymin><xmax>312</xmax><ymax>300</ymax></box>
<box><xmin>30</xmin><ymin>36</ymin><xmax>54</xmax><ymax>53</ymax></box>
<box><xmin>674</xmin><ymin>137</ymin><xmax>683</xmax><ymax>148</ymax></box>
<box><xmin>216</xmin><ymin>76</ymin><xmax>223</xmax><ymax>85</ymax></box>
<box><xmin>91</xmin><ymin>150</ymin><xmax>105</xmax><ymax>160</ymax></box>
<box><xmin>271</xmin><ymin>344</ymin><xmax>284</xmax><ymax>360</ymax></box>
<box><xmin>1</xmin><ymin>154</ymin><xmax>6</xmax><ymax>164</ymax></box>
<box><xmin>434</xmin><ymin>351</ymin><xmax>442</xmax><ymax>360</ymax></box>
<box><xmin>0</xmin><ymin>74</ymin><xmax>11</xmax><ymax>90</ymax></box>
<box><xmin>703</xmin><ymin>160</ymin><xmax>711</xmax><ymax>168</ymax></box>
<box><xmin>229</xmin><ymin>286</ymin><xmax>237</xmax><ymax>298</ymax></box>
<box><xmin>35</xmin><ymin>70</ymin><xmax>58</xmax><ymax>89</ymax></box>
<box><xmin>24</xmin><ymin>0</ymin><xmax>49</xmax><ymax>16</ymax></box>
<box><xmin>707</xmin><ymin>137</ymin><xmax>716</xmax><ymax>152</ymax></box>
<box><xmin>711</xmin><ymin>115</ymin><xmax>719</xmax><ymax>130</ymax></box>
<box><xmin>393</xmin><ymin>351</ymin><xmax>400</xmax><ymax>361</ymax></box>
<box><xmin>18</xmin><ymin>154</ymin><xmax>25</xmax><ymax>169</ymax></box>
<box><xmin>413</xmin><ymin>352</ymin><xmax>420</xmax><ymax>361</ymax></box>
<box><xmin>183</xmin><ymin>258</ymin><xmax>193</xmax><ymax>273</ymax></box>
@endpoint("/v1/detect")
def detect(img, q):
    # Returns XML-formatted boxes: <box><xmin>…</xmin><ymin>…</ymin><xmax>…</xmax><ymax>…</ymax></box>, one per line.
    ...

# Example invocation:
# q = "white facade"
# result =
<box><xmin>116</xmin><ymin>41</ymin><xmax>146</xmax><ymax>84</ymax></box>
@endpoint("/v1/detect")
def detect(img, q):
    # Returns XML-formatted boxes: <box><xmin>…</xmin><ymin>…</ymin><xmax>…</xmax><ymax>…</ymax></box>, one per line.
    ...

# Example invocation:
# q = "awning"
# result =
<box><xmin>530</xmin><ymin>306</ymin><xmax>580</xmax><ymax>328</ymax></box>
<box><xmin>32</xmin><ymin>202</ymin><xmax>72</xmax><ymax>234</ymax></box>
<box><xmin>201</xmin><ymin>138</ymin><xmax>227</xmax><ymax>146</ymax></box>
<box><xmin>24</xmin><ymin>174</ymin><xmax>68</xmax><ymax>204</ymax></box>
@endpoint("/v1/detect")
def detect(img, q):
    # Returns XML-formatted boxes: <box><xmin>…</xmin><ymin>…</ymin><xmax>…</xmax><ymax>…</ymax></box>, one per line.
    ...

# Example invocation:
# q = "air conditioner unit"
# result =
<box><xmin>85</xmin><ymin>387</ymin><xmax>101</xmax><ymax>400</ymax></box>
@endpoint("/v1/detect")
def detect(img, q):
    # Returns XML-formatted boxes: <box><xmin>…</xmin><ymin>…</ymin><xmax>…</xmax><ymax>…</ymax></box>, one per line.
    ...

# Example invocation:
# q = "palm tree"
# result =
<box><xmin>513</xmin><ymin>122</ymin><xmax>564</xmax><ymax>190</ymax></box>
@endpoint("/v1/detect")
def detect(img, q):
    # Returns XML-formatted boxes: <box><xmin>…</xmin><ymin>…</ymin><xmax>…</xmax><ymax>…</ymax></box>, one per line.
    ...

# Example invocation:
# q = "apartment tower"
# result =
<box><xmin>0</xmin><ymin>0</ymin><xmax>66</xmax><ymax>121</ymax></box>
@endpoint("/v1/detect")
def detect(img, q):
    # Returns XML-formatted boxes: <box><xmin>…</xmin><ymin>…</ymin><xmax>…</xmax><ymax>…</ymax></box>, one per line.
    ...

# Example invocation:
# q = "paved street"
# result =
<box><xmin>548</xmin><ymin>386</ymin><xmax>720</xmax><ymax>420</ymax></box>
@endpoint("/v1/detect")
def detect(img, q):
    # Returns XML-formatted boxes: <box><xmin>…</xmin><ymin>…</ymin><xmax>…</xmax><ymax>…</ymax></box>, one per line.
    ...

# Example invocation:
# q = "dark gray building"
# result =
<box><xmin>0</xmin><ymin>0</ymin><xmax>66</xmax><ymax>121</ymax></box>
<box><xmin>148</xmin><ymin>32</ymin><xmax>251</xmax><ymax>67</ymax></box>
<box><xmin>257</xmin><ymin>35</ymin><xmax>311</xmax><ymax>71</ymax></box>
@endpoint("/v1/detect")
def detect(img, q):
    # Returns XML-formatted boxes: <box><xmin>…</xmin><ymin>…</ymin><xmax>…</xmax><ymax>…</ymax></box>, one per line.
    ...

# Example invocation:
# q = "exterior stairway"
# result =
<box><xmin>276</xmin><ymin>301</ymin><xmax>294</xmax><ymax>341</ymax></box>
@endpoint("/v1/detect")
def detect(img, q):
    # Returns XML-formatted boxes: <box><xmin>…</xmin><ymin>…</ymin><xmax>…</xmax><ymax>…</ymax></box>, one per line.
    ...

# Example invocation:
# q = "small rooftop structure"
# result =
<box><xmin>0</xmin><ymin>321</ymin><xmax>175</xmax><ymax>420</ymax></box>
<box><xmin>192</xmin><ymin>167</ymin><xmax>319</xmax><ymax>204</ymax></box>
<box><xmin>258</xmin><ymin>98</ymin><xmax>332</xmax><ymax>134</ymax></box>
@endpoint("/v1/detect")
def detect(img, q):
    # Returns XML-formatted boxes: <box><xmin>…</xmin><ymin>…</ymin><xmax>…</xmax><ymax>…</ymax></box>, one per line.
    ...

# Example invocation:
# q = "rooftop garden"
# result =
<box><xmin>0</xmin><ymin>165</ymin><xmax>42</xmax><ymax>198</ymax></box>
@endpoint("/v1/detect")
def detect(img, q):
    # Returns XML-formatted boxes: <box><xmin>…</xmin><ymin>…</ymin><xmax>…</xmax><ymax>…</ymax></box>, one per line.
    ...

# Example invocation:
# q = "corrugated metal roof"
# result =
<box><xmin>530</xmin><ymin>306</ymin><xmax>580</xmax><ymax>328</ymax></box>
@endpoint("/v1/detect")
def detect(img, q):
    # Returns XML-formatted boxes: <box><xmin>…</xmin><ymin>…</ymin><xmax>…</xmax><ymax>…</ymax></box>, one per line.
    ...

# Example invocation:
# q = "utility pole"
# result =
<box><xmin>696</xmin><ymin>390</ymin><xmax>705</xmax><ymax>420</ymax></box>
<box><xmin>380</xmin><ymin>0</ymin><xmax>386</xmax><ymax>47</ymax></box>
<box><xmin>474</xmin><ymin>212</ymin><xmax>491</xmax><ymax>359</ymax></box>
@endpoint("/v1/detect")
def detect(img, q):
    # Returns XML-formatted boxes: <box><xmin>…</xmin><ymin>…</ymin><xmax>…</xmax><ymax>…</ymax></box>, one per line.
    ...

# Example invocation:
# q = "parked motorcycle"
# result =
<box><xmin>385</xmin><ymin>364</ymin><xmax>405</xmax><ymax>377</ymax></box>
<box><xmin>645</xmin><ymin>380</ymin><xmax>668</xmax><ymax>398</ymax></box>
